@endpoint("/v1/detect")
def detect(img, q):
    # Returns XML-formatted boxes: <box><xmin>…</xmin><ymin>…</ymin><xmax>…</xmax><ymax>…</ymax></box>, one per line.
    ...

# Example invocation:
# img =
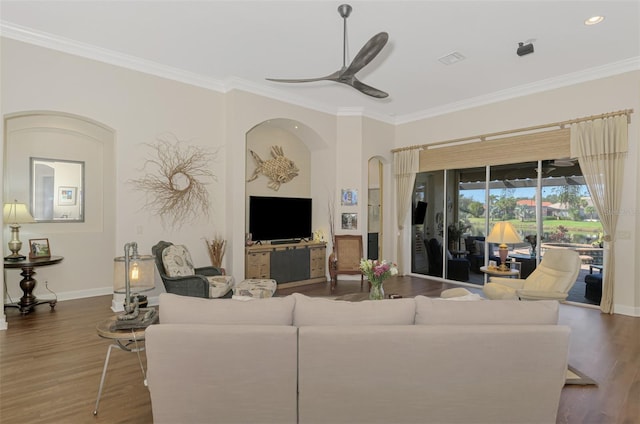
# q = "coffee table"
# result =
<box><xmin>93</xmin><ymin>313</ymin><xmax>158</xmax><ymax>415</ymax></box>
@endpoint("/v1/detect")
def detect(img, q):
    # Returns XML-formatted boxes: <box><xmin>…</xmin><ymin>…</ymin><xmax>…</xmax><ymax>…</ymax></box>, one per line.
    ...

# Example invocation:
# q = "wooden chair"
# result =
<box><xmin>329</xmin><ymin>235</ymin><xmax>364</xmax><ymax>291</ymax></box>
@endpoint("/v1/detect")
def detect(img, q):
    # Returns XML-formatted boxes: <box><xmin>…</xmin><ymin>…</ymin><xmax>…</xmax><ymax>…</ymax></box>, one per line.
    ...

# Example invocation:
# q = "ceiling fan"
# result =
<box><xmin>266</xmin><ymin>4</ymin><xmax>389</xmax><ymax>98</ymax></box>
<box><xmin>542</xmin><ymin>158</ymin><xmax>578</xmax><ymax>175</ymax></box>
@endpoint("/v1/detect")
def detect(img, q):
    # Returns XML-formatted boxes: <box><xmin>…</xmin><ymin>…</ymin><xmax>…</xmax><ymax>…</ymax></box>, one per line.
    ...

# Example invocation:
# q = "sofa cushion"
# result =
<box><xmin>414</xmin><ymin>295</ymin><xmax>559</xmax><ymax>325</ymax></box>
<box><xmin>159</xmin><ymin>293</ymin><xmax>294</xmax><ymax>325</ymax></box>
<box><xmin>292</xmin><ymin>293</ymin><xmax>415</xmax><ymax>326</ymax></box>
<box><xmin>161</xmin><ymin>244</ymin><xmax>195</xmax><ymax>277</ymax></box>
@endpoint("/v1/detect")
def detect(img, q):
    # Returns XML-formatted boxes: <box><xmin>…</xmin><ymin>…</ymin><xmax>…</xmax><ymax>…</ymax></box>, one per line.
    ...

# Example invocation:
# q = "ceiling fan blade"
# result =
<box><xmin>265</xmin><ymin>6</ymin><xmax>390</xmax><ymax>99</ymax></box>
<box><xmin>343</xmin><ymin>32</ymin><xmax>389</xmax><ymax>77</ymax></box>
<box><xmin>350</xmin><ymin>77</ymin><xmax>388</xmax><ymax>98</ymax></box>
<box><xmin>266</xmin><ymin>70</ymin><xmax>341</xmax><ymax>84</ymax></box>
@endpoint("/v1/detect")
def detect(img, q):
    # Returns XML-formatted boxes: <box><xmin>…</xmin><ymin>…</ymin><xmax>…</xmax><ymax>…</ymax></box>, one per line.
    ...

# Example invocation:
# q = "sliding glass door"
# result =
<box><xmin>411</xmin><ymin>158</ymin><xmax>603</xmax><ymax>304</ymax></box>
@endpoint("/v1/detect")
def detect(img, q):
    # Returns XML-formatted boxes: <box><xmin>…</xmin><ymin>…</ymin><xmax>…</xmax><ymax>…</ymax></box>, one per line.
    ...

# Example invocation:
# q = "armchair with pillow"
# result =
<box><xmin>425</xmin><ymin>238</ymin><xmax>470</xmax><ymax>282</ymax></box>
<box><xmin>465</xmin><ymin>236</ymin><xmax>500</xmax><ymax>272</ymax></box>
<box><xmin>151</xmin><ymin>240</ymin><xmax>233</xmax><ymax>298</ymax></box>
<box><xmin>483</xmin><ymin>249</ymin><xmax>582</xmax><ymax>301</ymax></box>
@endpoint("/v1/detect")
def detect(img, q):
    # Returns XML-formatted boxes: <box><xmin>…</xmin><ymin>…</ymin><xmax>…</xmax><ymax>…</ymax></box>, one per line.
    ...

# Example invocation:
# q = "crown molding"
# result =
<box><xmin>1</xmin><ymin>21</ymin><xmax>225</xmax><ymax>92</ymax></box>
<box><xmin>396</xmin><ymin>57</ymin><xmax>640</xmax><ymax>125</ymax></box>
<box><xmin>223</xmin><ymin>76</ymin><xmax>338</xmax><ymax>116</ymax></box>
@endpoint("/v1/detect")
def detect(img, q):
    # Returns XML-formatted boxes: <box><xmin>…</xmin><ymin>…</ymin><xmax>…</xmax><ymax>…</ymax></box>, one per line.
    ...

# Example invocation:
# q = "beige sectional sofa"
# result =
<box><xmin>145</xmin><ymin>293</ymin><xmax>570</xmax><ymax>424</ymax></box>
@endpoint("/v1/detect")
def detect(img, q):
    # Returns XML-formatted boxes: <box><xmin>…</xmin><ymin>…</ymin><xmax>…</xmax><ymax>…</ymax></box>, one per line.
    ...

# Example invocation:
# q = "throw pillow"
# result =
<box><xmin>159</xmin><ymin>293</ymin><xmax>295</xmax><ymax>325</ymax></box>
<box><xmin>162</xmin><ymin>244</ymin><xmax>195</xmax><ymax>277</ymax></box>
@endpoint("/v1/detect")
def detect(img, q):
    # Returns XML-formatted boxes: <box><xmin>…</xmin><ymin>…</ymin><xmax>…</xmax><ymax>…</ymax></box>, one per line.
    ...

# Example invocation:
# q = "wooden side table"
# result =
<box><xmin>3</xmin><ymin>256</ymin><xmax>63</xmax><ymax>314</ymax></box>
<box><xmin>93</xmin><ymin>313</ymin><xmax>157</xmax><ymax>415</ymax></box>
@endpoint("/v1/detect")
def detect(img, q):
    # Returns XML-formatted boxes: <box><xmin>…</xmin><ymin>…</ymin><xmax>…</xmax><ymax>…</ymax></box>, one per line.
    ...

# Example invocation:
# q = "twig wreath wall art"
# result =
<box><xmin>247</xmin><ymin>145</ymin><xmax>299</xmax><ymax>191</ymax></box>
<box><xmin>129</xmin><ymin>134</ymin><xmax>218</xmax><ymax>229</ymax></box>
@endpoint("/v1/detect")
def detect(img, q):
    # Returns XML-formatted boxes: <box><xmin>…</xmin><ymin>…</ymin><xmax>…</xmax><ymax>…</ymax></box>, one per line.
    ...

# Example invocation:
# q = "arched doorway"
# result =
<box><xmin>367</xmin><ymin>157</ymin><xmax>383</xmax><ymax>260</ymax></box>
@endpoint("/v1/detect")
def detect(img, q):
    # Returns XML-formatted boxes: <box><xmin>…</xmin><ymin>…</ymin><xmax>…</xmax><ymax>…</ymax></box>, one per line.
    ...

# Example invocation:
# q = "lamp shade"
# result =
<box><xmin>113</xmin><ymin>254</ymin><xmax>155</xmax><ymax>293</ymax></box>
<box><xmin>487</xmin><ymin>222</ymin><xmax>523</xmax><ymax>245</ymax></box>
<box><xmin>3</xmin><ymin>202</ymin><xmax>35</xmax><ymax>225</ymax></box>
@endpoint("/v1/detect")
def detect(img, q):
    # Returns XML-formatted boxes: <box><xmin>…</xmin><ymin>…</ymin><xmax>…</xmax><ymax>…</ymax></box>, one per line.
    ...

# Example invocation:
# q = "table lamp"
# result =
<box><xmin>487</xmin><ymin>222</ymin><xmax>522</xmax><ymax>271</ymax></box>
<box><xmin>3</xmin><ymin>200</ymin><xmax>35</xmax><ymax>261</ymax></box>
<box><xmin>113</xmin><ymin>242</ymin><xmax>156</xmax><ymax>324</ymax></box>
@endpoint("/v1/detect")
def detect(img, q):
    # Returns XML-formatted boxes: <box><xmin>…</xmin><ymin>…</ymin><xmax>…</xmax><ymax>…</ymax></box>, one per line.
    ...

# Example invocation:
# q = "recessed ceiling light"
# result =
<box><xmin>585</xmin><ymin>15</ymin><xmax>604</xmax><ymax>25</ymax></box>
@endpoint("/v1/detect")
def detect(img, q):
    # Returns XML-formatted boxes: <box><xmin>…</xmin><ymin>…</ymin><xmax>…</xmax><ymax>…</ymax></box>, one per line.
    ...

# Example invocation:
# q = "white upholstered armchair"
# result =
<box><xmin>483</xmin><ymin>249</ymin><xmax>582</xmax><ymax>301</ymax></box>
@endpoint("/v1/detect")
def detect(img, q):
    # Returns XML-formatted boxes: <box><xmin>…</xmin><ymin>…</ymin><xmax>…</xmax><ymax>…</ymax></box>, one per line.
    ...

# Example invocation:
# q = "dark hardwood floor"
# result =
<box><xmin>1</xmin><ymin>276</ymin><xmax>637</xmax><ymax>424</ymax></box>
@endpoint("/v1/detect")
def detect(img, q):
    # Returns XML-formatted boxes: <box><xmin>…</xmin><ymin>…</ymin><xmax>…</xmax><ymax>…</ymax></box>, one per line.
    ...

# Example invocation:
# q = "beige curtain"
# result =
<box><xmin>394</xmin><ymin>149</ymin><xmax>419</xmax><ymax>274</ymax></box>
<box><xmin>570</xmin><ymin>115</ymin><xmax>628</xmax><ymax>314</ymax></box>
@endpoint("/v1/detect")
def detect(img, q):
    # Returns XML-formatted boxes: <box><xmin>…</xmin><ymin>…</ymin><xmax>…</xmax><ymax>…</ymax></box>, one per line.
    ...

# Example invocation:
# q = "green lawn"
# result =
<box><xmin>466</xmin><ymin>218</ymin><xmax>603</xmax><ymax>243</ymax></box>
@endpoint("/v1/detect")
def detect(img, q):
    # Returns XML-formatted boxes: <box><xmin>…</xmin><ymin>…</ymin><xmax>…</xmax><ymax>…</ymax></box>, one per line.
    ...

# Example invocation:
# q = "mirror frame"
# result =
<box><xmin>30</xmin><ymin>157</ymin><xmax>85</xmax><ymax>223</ymax></box>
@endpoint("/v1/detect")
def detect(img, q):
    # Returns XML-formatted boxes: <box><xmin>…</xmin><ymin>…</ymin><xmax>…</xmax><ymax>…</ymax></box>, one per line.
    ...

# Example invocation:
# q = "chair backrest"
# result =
<box><xmin>162</xmin><ymin>245</ymin><xmax>196</xmax><ymax>277</ymax></box>
<box><xmin>333</xmin><ymin>235</ymin><xmax>363</xmax><ymax>274</ymax></box>
<box><xmin>426</xmin><ymin>238</ymin><xmax>443</xmax><ymax>275</ymax></box>
<box><xmin>152</xmin><ymin>241</ymin><xmax>196</xmax><ymax>279</ymax></box>
<box><xmin>151</xmin><ymin>241</ymin><xmax>173</xmax><ymax>279</ymax></box>
<box><xmin>523</xmin><ymin>249</ymin><xmax>582</xmax><ymax>294</ymax></box>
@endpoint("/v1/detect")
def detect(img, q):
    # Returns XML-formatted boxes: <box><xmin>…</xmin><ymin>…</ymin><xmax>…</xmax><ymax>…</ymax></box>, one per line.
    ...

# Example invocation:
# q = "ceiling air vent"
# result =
<box><xmin>438</xmin><ymin>51</ymin><xmax>466</xmax><ymax>65</ymax></box>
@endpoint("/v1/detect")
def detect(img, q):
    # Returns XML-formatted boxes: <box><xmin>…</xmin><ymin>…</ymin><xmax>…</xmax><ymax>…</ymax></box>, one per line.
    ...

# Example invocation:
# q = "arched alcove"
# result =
<box><xmin>244</xmin><ymin>118</ymin><xmax>328</xmax><ymax>239</ymax></box>
<box><xmin>3</xmin><ymin>111</ymin><xmax>116</xmax><ymax>305</ymax></box>
<box><xmin>243</xmin><ymin>118</ymin><xmax>331</xmax><ymax>286</ymax></box>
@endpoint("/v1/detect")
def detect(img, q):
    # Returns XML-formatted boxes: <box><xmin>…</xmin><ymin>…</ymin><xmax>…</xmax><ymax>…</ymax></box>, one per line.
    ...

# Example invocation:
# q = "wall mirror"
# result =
<box><xmin>30</xmin><ymin>157</ymin><xmax>85</xmax><ymax>222</ymax></box>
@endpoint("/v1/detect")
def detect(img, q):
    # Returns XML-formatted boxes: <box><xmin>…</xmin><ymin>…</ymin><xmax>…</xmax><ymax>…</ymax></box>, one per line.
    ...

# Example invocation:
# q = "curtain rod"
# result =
<box><xmin>391</xmin><ymin>108</ymin><xmax>634</xmax><ymax>153</ymax></box>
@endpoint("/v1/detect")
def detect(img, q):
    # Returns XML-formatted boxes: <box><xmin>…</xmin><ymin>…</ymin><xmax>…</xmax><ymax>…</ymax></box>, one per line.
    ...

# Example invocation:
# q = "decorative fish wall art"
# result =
<box><xmin>247</xmin><ymin>145</ymin><xmax>299</xmax><ymax>191</ymax></box>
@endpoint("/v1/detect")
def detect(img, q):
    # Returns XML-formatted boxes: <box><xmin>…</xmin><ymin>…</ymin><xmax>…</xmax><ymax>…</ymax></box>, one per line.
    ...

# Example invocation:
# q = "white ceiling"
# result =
<box><xmin>1</xmin><ymin>1</ymin><xmax>639</xmax><ymax>123</ymax></box>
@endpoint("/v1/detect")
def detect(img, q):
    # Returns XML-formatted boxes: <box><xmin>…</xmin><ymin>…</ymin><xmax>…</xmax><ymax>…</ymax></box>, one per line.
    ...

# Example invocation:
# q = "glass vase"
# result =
<box><xmin>369</xmin><ymin>281</ymin><xmax>385</xmax><ymax>300</ymax></box>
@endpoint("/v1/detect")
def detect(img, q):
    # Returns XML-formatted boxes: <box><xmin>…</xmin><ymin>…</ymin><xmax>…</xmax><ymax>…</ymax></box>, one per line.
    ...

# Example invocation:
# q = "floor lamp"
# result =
<box><xmin>487</xmin><ymin>222</ymin><xmax>522</xmax><ymax>271</ymax></box>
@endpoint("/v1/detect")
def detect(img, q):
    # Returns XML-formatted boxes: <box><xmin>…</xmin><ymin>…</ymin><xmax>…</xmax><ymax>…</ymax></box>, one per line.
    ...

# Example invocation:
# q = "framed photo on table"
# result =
<box><xmin>29</xmin><ymin>238</ymin><xmax>51</xmax><ymax>259</ymax></box>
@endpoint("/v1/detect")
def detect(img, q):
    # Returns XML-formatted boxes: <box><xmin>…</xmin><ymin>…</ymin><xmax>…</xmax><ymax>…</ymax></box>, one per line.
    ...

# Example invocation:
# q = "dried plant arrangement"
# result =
<box><xmin>328</xmin><ymin>194</ymin><xmax>336</xmax><ymax>245</ymax></box>
<box><xmin>129</xmin><ymin>134</ymin><xmax>217</xmax><ymax>229</ymax></box>
<box><xmin>205</xmin><ymin>236</ymin><xmax>226</xmax><ymax>268</ymax></box>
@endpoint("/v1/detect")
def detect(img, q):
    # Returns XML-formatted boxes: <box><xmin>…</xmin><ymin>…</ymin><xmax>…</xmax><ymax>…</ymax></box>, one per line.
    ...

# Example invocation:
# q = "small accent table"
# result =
<box><xmin>93</xmin><ymin>313</ymin><xmax>157</xmax><ymax>415</ymax></box>
<box><xmin>589</xmin><ymin>264</ymin><xmax>603</xmax><ymax>274</ymax></box>
<box><xmin>3</xmin><ymin>256</ymin><xmax>63</xmax><ymax>314</ymax></box>
<box><xmin>450</xmin><ymin>250</ymin><xmax>469</xmax><ymax>258</ymax></box>
<box><xmin>480</xmin><ymin>265</ymin><xmax>520</xmax><ymax>279</ymax></box>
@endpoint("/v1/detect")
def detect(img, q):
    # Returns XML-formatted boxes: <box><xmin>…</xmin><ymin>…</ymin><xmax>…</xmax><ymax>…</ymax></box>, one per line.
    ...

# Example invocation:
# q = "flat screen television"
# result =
<box><xmin>249</xmin><ymin>196</ymin><xmax>312</xmax><ymax>242</ymax></box>
<box><xmin>413</xmin><ymin>201</ymin><xmax>428</xmax><ymax>225</ymax></box>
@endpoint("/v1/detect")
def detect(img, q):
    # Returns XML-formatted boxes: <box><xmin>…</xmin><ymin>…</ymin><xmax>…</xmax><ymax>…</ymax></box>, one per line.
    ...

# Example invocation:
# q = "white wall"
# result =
<box><xmin>2</xmin><ymin>36</ymin><xmax>637</xmax><ymax>322</ymax></box>
<box><xmin>1</xmin><ymin>38</ymin><xmax>228</xmax><ymax>313</ymax></box>
<box><xmin>395</xmin><ymin>71</ymin><xmax>640</xmax><ymax>316</ymax></box>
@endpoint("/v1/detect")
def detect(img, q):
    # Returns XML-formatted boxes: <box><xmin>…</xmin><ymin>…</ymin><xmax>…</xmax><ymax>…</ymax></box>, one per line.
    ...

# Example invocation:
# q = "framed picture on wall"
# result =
<box><xmin>58</xmin><ymin>186</ymin><xmax>77</xmax><ymax>206</ymax></box>
<box><xmin>29</xmin><ymin>238</ymin><xmax>51</xmax><ymax>259</ymax></box>
<box><xmin>341</xmin><ymin>189</ymin><xmax>358</xmax><ymax>206</ymax></box>
<box><xmin>341</xmin><ymin>213</ymin><xmax>357</xmax><ymax>230</ymax></box>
